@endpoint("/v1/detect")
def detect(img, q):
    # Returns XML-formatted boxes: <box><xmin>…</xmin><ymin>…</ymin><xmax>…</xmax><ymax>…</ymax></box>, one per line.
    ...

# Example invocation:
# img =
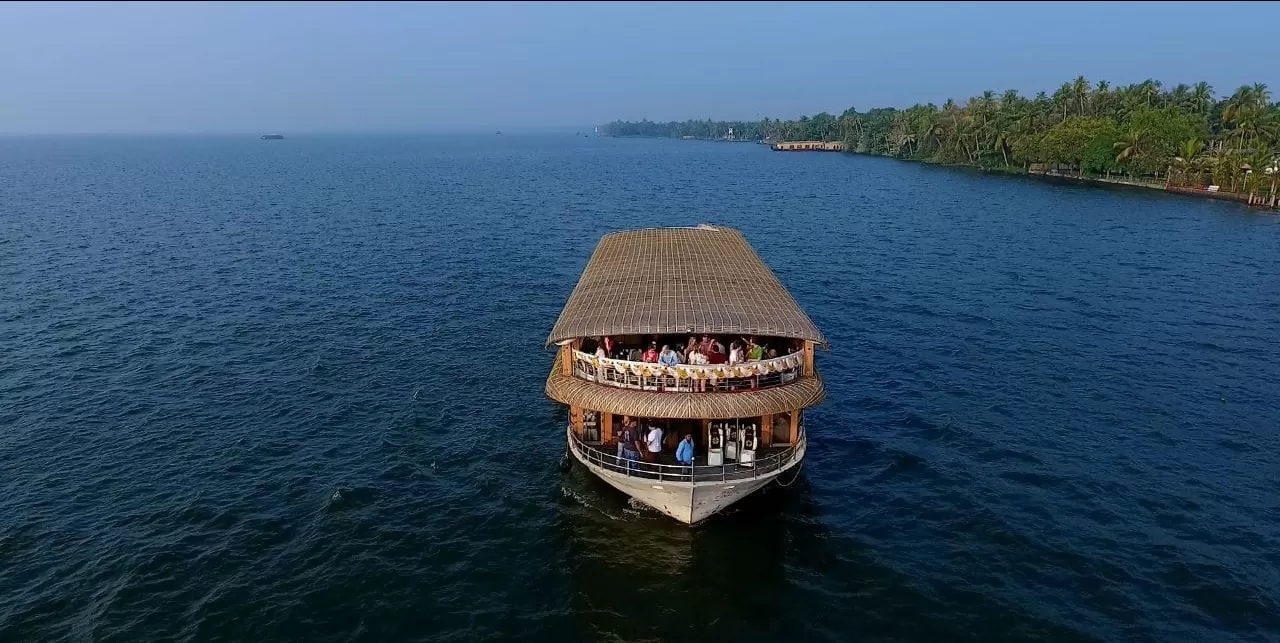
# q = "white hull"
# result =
<box><xmin>567</xmin><ymin>428</ymin><xmax>806</xmax><ymax>524</ymax></box>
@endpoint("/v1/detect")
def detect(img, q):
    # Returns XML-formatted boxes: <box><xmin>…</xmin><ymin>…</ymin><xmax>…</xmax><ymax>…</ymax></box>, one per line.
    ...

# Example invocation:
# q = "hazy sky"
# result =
<box><xmin>2</xmin><ymin>1</ymin><xmax>1277</xmax><ymax>134</ymax></box>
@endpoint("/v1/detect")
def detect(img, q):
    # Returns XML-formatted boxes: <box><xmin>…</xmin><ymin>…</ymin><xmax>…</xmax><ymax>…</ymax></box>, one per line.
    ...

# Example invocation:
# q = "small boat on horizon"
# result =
<box><xmin>260</xmin><ymin>134</ymin><xmax>284</xmax><ymax>140</ymax></box>
<box><xmin>546</xmin><ymin>225</ymin><xmax>825</xmax><ymax>524</ymax></box>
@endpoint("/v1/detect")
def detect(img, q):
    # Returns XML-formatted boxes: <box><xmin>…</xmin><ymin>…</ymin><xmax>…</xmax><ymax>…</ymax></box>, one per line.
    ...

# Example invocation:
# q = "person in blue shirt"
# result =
<box><xmin>658</xmin><ymin>344</ymin><xmax>681</xmax><ymax>366</ymax></box>
<box><xmin>675</xmin><ymin>433</ymin><xmax>695</xmax><ymax>476</ymax></box>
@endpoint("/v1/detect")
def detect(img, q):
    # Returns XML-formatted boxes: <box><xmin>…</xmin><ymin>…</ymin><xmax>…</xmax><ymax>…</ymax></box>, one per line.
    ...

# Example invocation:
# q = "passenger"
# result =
<box><xmin>685</xmin><ymin>335</ymin><xmax>698</xmax><ymax>360</ymax></box>
<box><xmin>746</xmin><ymin>337</ymin><xmax>764</xmax><ymax>361</ymax></box>
<box><xmin>628</xmin><ymin>346</ymin><xmax>643</xmax><ymax>361</ymax></box>
<box><xmin>729</xmin><ymin>341</ymin><xmax>745</xmax><ymax>365</ymax></box>
<box><xmin>622</xmin><ymin>443</ymin><xmax>640</xmax><ymax>473</ymax></box>
<box><xmin>706</xmin><ymin>344</ymin><xmax>728</xmax><ymax>365</ymax></box>
<box><xmin>645</xmin><ymin>424</ymin><xmax>665</xmax><ymax>461</ymax></box>
<box><xmin>642</xmin><ymin>342</ymin><xmax>659</xmax><ymax>363</ymax></box>
<box><xmin>595</xmin><ymin>343</ymin><xmax>607</xmax><ymax>359</ymax></box>
<box><xmin>698</xmin><ymin>335</ymin><xmax>714</xmax><ymax>355</ymax></box>
<box><xmin>767</xmin><ymin>348</ymin><xmax>778</xmax><ymax>359</ymax></box>
<box><xmin>687</xmin><ymin>343</ymin><xmax>708</xmax><ymax>391</ymax></box>
<box><xmin>602</xmin><ymin>335</ymin><xmax>615</xmax><ymax>357</ymax></box>
<box><xmin>616</xmin><ymin>420</ymin><xmax>635</xmax><ymax>461</ymax></box>
<box><xmin>658</xmin><ymin>344</ymin><xmax>680</xmax><ymax>366</ymax></box>
<box><xmin>675</xmin><ymin>433</ymin><xmax>695</xmax><ymax>472</ymax></box>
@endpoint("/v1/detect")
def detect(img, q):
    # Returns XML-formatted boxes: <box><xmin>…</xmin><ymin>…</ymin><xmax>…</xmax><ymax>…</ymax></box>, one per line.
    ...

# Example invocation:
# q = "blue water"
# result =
<box><xmin>2</xmin><ymin>135</ymin><xmax>1279</xmax><ymax>643</ymax></box>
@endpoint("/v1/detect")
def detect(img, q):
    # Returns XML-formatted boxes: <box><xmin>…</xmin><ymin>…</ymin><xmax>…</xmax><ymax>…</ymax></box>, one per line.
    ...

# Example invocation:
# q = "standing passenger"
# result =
<box><xmin>676</xmin><ymin>433</ymin><xmax>695</xmax><ymax>475</ymax></box>
<box><xmin>729</xmin><ymin>341</ymin><xmax>745</xmax><ymax>365</ymax></box>
<box><xmin>645</xmin><ymin>424</ymin><xmax>665</xmax><ymax>461</ymax></box>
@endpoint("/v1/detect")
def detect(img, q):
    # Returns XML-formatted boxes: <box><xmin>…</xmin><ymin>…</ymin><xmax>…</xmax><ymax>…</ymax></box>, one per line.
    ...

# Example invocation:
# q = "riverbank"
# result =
<box><xmin>830</xmin><ymin>146</ymin><xmax>1278</xmax><ymax>212</ymax></box>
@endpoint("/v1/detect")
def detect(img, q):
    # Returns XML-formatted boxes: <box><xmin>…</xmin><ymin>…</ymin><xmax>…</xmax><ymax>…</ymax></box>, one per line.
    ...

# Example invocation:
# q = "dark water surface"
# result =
<box><xmin>3</xmin><ymin>135</ymin><xmax>1279</xmax><ymax>643</ymax></box>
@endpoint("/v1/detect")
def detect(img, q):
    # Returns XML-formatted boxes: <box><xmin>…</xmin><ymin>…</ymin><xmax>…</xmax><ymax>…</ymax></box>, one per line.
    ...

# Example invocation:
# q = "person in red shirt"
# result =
<box><xmin>641</xmin><ymin>342</ymin><xmax>659</xmax><ymax>363</ymax></box>
<box><xmin>704</xmin><ymin>344</ymin><xmax>727</xmax><ymax>390</ymax></box>
<box><xmin>706</xmin><ymin>344</ymin><xmax>728</xmax><ymax>365</ymax></box>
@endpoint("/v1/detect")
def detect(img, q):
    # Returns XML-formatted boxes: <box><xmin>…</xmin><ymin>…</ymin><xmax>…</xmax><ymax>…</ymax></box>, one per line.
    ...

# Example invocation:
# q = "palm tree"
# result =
<box><xmin>1251</xmin><ymin>83</ymin><xmax>1271</xmax><ymax>108</ymax></box>
<box><xmin>1170</xmin><ymin>83</ymin><xmax>1191</xmax><ymax>111</ymax></box>
<box><xmin>1139</xmin><ymin>79</ymin><xmax>1162</xmax><ymax>106</ymax></box>
<box><xmin>1091</xmin><ymin>80</ymin><xmax>1111</xmax><ymax>117</ymax></box>
<box><xmin>1114</xmin><ymin>129</ymin><xmax>1149</xmax><ymax>177</ymax></box>
<box><xmin>1172</xmin><ymin>138</ymin><xmax>1205</xmax><ymax>185</ymax></box>
<box><xmin>1244</xmin><ymin>144</ymin><xmax>1273</xmax><ymax>195</ymax></box>
<box><xmin>1072</xmin><ymin>75</ymin><xmax>1089</xmax><ymax>117</ymax></box>
<box><xmin>1231</xmin><ymin>104</ymin><xmax>1266</xmax><ymax>150</ymax></box>
<box><xmin>1191</xmin><ymin>81</ymin><xmax>1214</xmax><ymax>115</ymax></box>
<box><xmin>1054</xmin><ymin>82</ymin><xmax>1073</xmax><ymax>120</ymax></box>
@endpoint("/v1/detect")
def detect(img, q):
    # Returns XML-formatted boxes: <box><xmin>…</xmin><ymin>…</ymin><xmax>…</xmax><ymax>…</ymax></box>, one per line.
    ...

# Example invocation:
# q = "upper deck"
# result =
<box><xmin>545</xmin><ymin>226</ymin><xmax>826</xmax><ymax>420</ymax></box>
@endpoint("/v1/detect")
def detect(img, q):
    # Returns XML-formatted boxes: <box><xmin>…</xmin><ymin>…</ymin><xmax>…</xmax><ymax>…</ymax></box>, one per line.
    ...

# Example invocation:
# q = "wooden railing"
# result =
<box><xmin>570</xmin><ymin>349</ymin><xmax>804</xmax><ymax>392</ymax></box>
<box><xmin>567</xmin><ymin>426</ymin><xmax>805</xmax><ymax>483</ymax></box>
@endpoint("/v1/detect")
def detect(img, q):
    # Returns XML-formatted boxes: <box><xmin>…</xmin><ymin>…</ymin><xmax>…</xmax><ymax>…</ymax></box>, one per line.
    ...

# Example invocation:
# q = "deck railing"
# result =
<box><xmin>570</xmin><ymin>349</ymin><xmax>803</xmax><ymax>393</ymax></box>
<box><xmin>567</xmin><ymin>426</ymin><xmax>805</xmax><ymax>484</ymax></box>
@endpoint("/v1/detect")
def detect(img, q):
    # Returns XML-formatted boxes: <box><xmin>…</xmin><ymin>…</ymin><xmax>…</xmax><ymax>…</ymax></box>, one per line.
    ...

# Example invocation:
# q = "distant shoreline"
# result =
<box><xmin>600</xmin><ymin>134</ymin><xmax>1279</xmax><ymax>211</ymax></box>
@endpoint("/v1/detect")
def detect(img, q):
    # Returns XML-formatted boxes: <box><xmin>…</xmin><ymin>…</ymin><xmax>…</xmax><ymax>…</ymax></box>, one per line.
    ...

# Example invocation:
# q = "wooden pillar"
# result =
<box><xmin>570</xmin><ymin>405</ymin><xmax>583</xmax><ymax>438</ymax></box>
<box><xmin>802</xmin><ymin>340</ymin><xmax>815</xmax><ymax>377</ymax></box>
<box><xmin>559</xmin><ymin>343</ymin><xmax>574</xmax><ymax>376</ymax></box>
<box><xmin>789</xmin><ymin>410</ymin><xmax>799</xmax><ymax>445</ymax></box>
<box><xmin>602</xmin><ymin>412</ymin><xmax>613</xmax><ymax>444</ymax></box>
<box><xmin>760</xmin><ymin>415</ymin><xmax>771</xmax><ymax>447</ymax></box>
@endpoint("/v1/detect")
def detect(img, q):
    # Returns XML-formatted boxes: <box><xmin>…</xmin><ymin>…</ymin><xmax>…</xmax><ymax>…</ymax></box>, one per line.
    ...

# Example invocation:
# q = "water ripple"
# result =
<box><xmin>1</xmin><ymin>135</ymin><xmax>1278</xmax><ymax>642</ymax></box>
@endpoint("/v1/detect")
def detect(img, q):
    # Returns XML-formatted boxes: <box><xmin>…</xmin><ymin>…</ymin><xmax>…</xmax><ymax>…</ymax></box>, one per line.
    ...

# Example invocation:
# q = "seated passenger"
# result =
<box><xmin>706</xmin><ymin>344</ymin><xmax>728</xmax><ymax>365</ymax></box>
<box><xmin>658</xmin><ymin>344</ymin><xmax>680</xmax><ymax>366</ymax></box>
<box><xmin>686</xmin><ymin>345</ymin><xmax>708</xmax><ymax>391</ymax></box>
<box><xmin>642</xmin><ymin>342</ymin><xmax>659</xmax><ymax>363</ymax></box>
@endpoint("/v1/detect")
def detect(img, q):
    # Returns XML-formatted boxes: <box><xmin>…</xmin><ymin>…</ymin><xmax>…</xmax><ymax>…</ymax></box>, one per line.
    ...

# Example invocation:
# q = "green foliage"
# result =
<box><xmin>1121</xmin><ymin>107</ymin><xmax>1205</xmax><ymax>170</ymax></box>
<box><xmin>1082</xmin><ymin>132</ymin><xmax>1120</xmax><ymax>174</ymax></box>
<box><xmin>600</xmin><ymin>76</ymin><xmax>1278</xmax><ymax>192</ymax></box>
<box><xmin>1039</xmin><ymin>117</ymin><xmax>1118</xmax><ymax>167</ymax></box>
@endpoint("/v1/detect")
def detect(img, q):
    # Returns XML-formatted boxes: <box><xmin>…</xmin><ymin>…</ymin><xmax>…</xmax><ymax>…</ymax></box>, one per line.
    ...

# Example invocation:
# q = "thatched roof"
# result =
<box><xmin>545</xmin><ymin>372</ymin><xmax>825</xmax><ymax>419</ymax></box>
<box><xmin>546</xmin><ymin>226</ymin><xmax>825</xmax><ymax>346</ymax></box>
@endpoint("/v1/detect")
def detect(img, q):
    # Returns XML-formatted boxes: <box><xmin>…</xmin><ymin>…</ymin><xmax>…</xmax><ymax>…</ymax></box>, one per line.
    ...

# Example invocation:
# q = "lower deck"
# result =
<box><xmin>568</xmin><ymin>425</ymin><xmax>805</xmax><ymax>484</ymax></box>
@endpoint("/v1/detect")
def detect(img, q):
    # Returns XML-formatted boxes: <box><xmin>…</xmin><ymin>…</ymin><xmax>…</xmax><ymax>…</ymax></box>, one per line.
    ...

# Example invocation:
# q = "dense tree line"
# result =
<box><xmin>602</xmin><ymin>78</ymin><xmax>1279</xmax><ymax>195</ymax></box>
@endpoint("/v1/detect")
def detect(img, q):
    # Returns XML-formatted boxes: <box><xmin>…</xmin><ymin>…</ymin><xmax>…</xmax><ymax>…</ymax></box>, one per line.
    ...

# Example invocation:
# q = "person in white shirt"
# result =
<box><xmin>687</xmin><ymin>346</ymin><xmax>708</xmax><ymax>391</ymax></box>
<box><xmin>646</xmin><ymin>425</ymin><xmax>664</xmax><ymax>458</ymax></box>
<box><xmin>729</xmin><ymin>341</ymin><xmax>745</xmax><ymax>365</ymax></box>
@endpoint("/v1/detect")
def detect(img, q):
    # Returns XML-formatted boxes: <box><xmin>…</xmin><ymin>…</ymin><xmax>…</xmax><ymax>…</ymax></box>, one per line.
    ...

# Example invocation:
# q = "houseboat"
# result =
<box><xmin>546</xmin><ymin>225</ymin><xmax>826</xmax><ymax>524</ymax></box>
<box><xmin>771</xmin><ymin>140</ymin><xmax>845</xmax><ymax>152</ymax></box>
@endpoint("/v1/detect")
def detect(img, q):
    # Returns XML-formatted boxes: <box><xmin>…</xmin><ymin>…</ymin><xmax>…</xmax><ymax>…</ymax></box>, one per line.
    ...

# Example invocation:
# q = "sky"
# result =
<box><xmin>1</xmin><ymin>1</ymin><xmax>1278</xmax><ymax>134</ymax></box>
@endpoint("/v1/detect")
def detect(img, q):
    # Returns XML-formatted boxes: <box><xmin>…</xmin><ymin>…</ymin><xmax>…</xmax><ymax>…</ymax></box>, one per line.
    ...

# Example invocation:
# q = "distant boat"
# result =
<box><xmin>260</xmin><ymin>134</ymin><xmax>284</xmax><ymax>140</ymax></box>
<box><xmin>496</xmin><ymin>130</ymin><xmax>503</xmax><ymax>135</ymax></box>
